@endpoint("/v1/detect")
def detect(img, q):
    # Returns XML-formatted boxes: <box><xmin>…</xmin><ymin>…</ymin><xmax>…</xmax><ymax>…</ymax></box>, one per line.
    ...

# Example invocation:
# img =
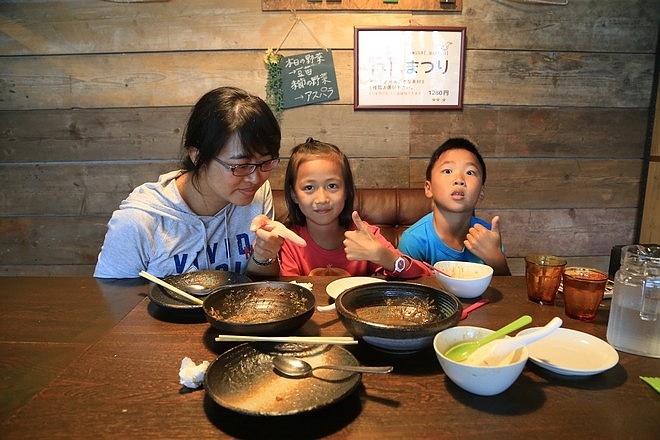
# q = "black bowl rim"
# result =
<box><xmin>334</xmin><ymin>281</ymin><xmax>462</xmax><ymax>332</ymax></box>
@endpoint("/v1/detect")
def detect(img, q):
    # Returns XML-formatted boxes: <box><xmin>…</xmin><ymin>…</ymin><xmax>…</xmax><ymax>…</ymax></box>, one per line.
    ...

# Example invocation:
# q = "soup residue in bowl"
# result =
<box><xmin>444</xmin><ymin>265</ymin><xmax>483</xmax><ymax>279</ymax></box>
<box><xmin>355</xmin><ymin>297</ymin><xmax>437</xmax><ymax>326</ymax></box>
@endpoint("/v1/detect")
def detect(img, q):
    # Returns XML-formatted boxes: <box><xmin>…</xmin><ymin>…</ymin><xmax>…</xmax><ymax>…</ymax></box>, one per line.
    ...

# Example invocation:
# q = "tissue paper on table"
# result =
<box><xmin>179</xmin><ymin>357</ymin><xmax>209</xmax><ymax>389</ymax></box>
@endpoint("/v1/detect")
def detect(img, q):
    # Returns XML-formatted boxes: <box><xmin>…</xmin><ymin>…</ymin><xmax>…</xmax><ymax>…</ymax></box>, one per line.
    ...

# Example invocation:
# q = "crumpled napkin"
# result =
<box><xmin>179</xmin><ymin>357</ymin><xmax>209</xmax><ymax>389</ymax></box>
<box><xmin>640</xmin><ymin>376</ymin><xmax>660</xmax><ymax>394</ymax></box>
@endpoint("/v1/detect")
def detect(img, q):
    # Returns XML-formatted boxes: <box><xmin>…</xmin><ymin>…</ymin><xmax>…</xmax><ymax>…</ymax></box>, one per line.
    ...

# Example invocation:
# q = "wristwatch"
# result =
<box><xmin>394</xmin><ymin>256</ymin><xmax>407</xmax><ymax>273</ymax></box>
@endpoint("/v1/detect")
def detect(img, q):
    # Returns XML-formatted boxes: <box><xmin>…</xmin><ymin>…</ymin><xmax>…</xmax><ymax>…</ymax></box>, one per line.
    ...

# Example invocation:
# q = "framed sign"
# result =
<box><xmin>354</xmin><ymin>26</ymin><xmax>466</xmax><ymax>110</ymax></box>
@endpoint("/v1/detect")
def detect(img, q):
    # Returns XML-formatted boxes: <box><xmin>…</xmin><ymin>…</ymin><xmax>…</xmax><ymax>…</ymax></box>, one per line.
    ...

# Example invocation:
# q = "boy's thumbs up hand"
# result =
<box><xmin>490</xmin><ymin>215</ymin><xmax>501</xmax><ymax>235</ymax></box>
<box><xmin>464</xmin><ymin>215</ymin><xmax>503</xmax><ymax>262</ymax></box>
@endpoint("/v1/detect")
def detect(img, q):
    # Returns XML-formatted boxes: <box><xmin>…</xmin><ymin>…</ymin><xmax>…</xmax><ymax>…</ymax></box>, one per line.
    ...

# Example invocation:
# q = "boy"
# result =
<box><xmin>399</xmin><ymin>138</ymin><xmax>511</xmax><ymax>275</ymax></box>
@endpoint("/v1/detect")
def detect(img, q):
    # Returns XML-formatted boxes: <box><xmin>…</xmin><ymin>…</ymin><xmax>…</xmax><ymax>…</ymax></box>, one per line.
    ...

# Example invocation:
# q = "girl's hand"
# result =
<box><xmin>344</xmin><ymin>211</ymin><xmax>393</xmax><ymax>267</ymax></box>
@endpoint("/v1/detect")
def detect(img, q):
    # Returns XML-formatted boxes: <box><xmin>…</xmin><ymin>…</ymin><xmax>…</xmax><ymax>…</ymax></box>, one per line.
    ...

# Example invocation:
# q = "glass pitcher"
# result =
<box><xmin>606</xmin><ymin>244</ymin><xmax>660</xmax><ymax>358</ymax></box>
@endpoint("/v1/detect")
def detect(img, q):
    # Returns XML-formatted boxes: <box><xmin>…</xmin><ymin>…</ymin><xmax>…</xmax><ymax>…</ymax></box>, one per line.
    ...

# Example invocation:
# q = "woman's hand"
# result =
<box><xmin>249</xmin><ymin>215</ymin><xmax>306</xmax><ymax>263</ymax></box>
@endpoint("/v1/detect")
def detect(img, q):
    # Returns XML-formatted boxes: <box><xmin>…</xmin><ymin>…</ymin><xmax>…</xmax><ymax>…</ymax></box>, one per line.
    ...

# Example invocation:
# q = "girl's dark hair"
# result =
<box><xmin>426</xmin><ymin>137</ymin><xmax>487</xmax><ymax>184</ymax></box>
<box><xmin>284</xmin><ymin>137</ymin><xmax>355</xmax><ymax>229</ymax></box>
<box><xmin>181</xmin><ymin>86</ymin><xmax>281</xmax><ymax>187</ymax></box>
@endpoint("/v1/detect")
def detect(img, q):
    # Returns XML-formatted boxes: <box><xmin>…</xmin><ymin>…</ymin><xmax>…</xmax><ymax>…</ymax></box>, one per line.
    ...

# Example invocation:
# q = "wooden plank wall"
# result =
<box><xmin>0</xmin><ymin>0</ymin><xmax>658</xmax><ymax>276</ymax></box>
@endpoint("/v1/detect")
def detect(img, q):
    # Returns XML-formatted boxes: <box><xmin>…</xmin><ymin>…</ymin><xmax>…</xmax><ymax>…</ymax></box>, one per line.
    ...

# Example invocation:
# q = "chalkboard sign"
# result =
<box><xmin>280</xmin><ymin>50</ymin><xmax>339</xmax><ymax>109</ymax></box>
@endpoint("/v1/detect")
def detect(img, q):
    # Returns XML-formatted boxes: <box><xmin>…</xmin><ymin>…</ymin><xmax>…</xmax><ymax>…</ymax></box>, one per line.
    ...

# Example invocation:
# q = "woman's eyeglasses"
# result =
<box><xmin>212</xmin><ymin>157</ymin><xmax>280</xmax><ymax>176</ymax></box>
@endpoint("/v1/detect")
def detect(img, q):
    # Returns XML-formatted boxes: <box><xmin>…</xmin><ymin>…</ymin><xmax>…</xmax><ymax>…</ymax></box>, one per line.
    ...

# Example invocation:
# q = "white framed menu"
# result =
<box><xmin>354</xmin><ymin>26</ymin><xmax>466</xmax><ymax>110</ymax></box>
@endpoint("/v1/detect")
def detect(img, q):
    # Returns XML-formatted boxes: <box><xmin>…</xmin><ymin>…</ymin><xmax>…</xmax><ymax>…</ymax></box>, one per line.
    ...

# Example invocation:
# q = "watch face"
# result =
<box><xmin>395</xmin><ymin>257</ymin><xmax>406</xmax><ymax>272</ymax></box>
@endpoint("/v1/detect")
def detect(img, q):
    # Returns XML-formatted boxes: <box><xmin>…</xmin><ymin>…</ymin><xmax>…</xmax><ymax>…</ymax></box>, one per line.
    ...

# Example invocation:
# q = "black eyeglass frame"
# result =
<box><xmin>212</xmin><ymin>157</ymin><xmax>280</xmax><ymax>176</ymax></box>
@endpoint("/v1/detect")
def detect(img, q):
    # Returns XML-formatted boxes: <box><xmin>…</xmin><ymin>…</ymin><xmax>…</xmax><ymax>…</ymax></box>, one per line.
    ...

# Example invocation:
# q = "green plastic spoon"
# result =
<box><xmin>444</xmin><ymin>315</ymin><xmax>533</xmax><ymax>362</ymax></box>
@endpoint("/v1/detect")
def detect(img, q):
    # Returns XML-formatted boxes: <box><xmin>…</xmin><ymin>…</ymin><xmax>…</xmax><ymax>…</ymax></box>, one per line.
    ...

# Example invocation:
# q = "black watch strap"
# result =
<box><xmin>252</xmin><ymin>254</ymin><xmax>275</xmax><ymax>266</ymax></box>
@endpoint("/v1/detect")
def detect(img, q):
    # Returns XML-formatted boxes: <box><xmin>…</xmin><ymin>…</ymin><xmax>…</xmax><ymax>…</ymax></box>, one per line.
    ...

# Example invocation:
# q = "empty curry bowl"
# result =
<box><xmin>433</xmin><ymin>326</ymin><xmax>528</xmax><ymax>396</ymax></box>
<box><xmin>203</xmin><ymin>281</ymin><xmax>316</xmax><ymax>335</ymax></box>
<box><xmin>433</xmin><ymin>261</ymin><xmax>493</xmax><ymax>299</ymax></box>
<box><xmin>334</xmin><ymin>282</ymin><xmax>462</xmax><ymax>354</ymax></box>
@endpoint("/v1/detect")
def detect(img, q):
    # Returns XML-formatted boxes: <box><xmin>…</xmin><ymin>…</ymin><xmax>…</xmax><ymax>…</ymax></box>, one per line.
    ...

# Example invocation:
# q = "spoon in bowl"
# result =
<box><xmin>272</xmin><ymin>356</ymin><xmax>393</xmax><ymax>378</ymax></box>
<box><xmin>185</xmin><ymin>284</ymin><xmax>212</xmax><ymax>296</ymax></box>
<box><xmin>423</xmin><ymin>261</ymin><xmax>453</xmax><ymax>277</ymax></box>
<box><xmin>464</xmin><ymin>317</ymin><xmax>563</xmax><ymax>366</ymax></box>
<box><xmin>444</xmin><ymin>315</ymin><xmax>533</xmax><ymax>362</ymax></box>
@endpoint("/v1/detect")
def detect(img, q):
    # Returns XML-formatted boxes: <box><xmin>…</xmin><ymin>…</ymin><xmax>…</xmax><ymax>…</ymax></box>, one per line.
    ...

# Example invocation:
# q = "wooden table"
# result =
<box><xmin>1</xmin><ymin>276</ymin><xmax>658</xmax><ymax>439</ymax></box>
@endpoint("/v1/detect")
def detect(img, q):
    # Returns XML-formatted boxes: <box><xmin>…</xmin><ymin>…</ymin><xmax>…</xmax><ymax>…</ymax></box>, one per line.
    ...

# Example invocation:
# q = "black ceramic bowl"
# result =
<box><xmin>335</xmin><ymin>281</ymin><xmax>462</xmax><ymax>354</ymax></box>
<box><xmin>149</xmin><ymin>270</ymin><xmax>252</xmax><ymax>311</ymax></box>
<box><xmin>203</xmin><ymin>281</ymin><xmax>316</xmax><ymax>335</ymax></box>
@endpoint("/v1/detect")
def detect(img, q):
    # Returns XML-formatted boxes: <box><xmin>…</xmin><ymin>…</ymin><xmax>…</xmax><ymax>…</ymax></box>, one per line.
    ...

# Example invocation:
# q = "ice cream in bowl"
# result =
<box><xmin>433</xmin><ymin>325</ymin><xmax>528</xmax><ymax>396</ymax></box>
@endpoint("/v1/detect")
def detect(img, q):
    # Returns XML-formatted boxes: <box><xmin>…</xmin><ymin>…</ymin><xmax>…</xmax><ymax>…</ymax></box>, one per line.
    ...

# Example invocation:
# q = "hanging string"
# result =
<box><xmin>275</xmin><ymin>10</ymin><xmax>300</xmax><ymax>52</ymax></box>
<box><xmin>275</xmin><ymin>9</ymin><xmax>328</xmax><ymax>53</ymax></box>
<box><xmin>299</xmin><ymin>17</ymin><xmax>328</xmax><ymax>51</ymax></box>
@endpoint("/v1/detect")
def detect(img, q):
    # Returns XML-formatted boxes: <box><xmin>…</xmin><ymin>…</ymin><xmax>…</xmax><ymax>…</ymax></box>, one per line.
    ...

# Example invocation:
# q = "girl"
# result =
<box><xmin>277</xmin><ymin>137</ymin><xmax>431</xmax><ymax>278</ymax></box>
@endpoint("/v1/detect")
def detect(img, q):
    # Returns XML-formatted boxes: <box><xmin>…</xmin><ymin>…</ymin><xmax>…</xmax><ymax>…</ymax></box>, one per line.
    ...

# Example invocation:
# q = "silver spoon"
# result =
<box><xmin>272</xmin><ymin>355</ymin><xmax>393</xmax><ymax>378</ymax></box>
<box><xmin>184</xmin><ymin>284</ymin><xmax>212</xmax><ymax>296</ymax></box>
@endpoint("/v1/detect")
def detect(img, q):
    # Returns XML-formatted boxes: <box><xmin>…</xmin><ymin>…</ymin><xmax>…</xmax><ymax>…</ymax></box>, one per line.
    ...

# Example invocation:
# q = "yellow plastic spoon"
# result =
<box><xmin>444</xmin><ymin>315</ymin><xmax>533</xmax><ymax>362</ymax></box>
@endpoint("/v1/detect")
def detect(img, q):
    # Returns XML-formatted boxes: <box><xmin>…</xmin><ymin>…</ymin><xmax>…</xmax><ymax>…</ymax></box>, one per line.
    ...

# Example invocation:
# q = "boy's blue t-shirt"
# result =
<box><xmin>398</xmin><ymin>212</ymin><xmax>491</xmax><ymax>265</ymax></box>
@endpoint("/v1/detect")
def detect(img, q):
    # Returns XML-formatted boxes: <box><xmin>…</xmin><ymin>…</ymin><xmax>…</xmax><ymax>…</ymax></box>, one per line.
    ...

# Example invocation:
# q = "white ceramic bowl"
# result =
<box><xmin>433</xmin><ymin>261</ymin><xmax>493</xmax><ymax>299</ymax></box>
<box><xmin>433</xmin><ymin>326</ymin><xmax>529</xmax><ymax>396</ymax></box>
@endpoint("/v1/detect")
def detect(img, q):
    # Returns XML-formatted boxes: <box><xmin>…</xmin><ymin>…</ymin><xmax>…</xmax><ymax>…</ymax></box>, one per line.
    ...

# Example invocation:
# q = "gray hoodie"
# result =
<box><xmin>94</xmin><ymin>170</ymin><xmax>273</xmax><ymax>279</ymax></box>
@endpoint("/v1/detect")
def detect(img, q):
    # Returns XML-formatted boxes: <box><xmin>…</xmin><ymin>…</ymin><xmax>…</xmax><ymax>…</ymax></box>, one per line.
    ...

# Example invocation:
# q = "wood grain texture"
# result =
<box><xmin>262</xmin><ymin>0</ymin><xmax>463</xmax><ymax>12</ymax></box>
<box><xmin>0</xmin><ymin>50</ymin><xmax>654</xmax><ymax>110</ymax></box>
<box><xmin>0</xmin><ymin>277</ymin><xmax>146</xmax><ymax>422</ymax></box>
<box><xmin>0</xmin><ymin>0</ymin><xmax>655</xmax><ymax>54</ymax></box>
<box><xmin>2</xmin><ymin>276</ymin><xmax>658</xmax><ymax>438</ymax></box>
<box><xmin>3</xmin><ymin>106</ymin><xmax>646</xmax><ymax>163</ymax></box>
<box><xmin>410</xmin><ymin>107</ymin><xmax>648</xmax><ymax>159</ymax></box>
<box><xmin>0</xmin><ymin>343</ymin><xmax>87</xmax><ymax>423</ymax></box>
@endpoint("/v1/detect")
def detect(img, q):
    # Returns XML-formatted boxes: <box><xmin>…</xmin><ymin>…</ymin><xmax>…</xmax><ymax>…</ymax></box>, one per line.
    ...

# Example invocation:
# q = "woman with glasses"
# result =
<box><xmin>94</xmin><ymin>86</ymin><xmax>304</xmax><ymax>279</ymax></box>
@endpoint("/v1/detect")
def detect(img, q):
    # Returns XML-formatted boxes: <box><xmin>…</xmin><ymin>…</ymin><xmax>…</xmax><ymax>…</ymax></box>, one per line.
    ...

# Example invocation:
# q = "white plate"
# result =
<box><xmin>326</xmin><ymin>277</ymin><xmax>386</xmax><ymax>299</ymax></box>
<box><xmin>517</xmin><ymin>327</ymin><xmax>619</xmax><ymax>376</ymax></box>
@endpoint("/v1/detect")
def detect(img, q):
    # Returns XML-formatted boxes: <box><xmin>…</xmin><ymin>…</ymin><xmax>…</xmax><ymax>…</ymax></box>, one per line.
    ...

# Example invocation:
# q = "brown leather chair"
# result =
<box><xmin>272</xmin><ymin>188</ymin><xmax>430</xmax><ymax>247</ymax></box>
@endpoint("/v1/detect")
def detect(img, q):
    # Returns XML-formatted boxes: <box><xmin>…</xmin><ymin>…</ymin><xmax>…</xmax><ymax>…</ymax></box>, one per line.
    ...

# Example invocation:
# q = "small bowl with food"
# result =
<box><xmin>433</xmin><ymin>261</ymin><xmax>493</xmax><ymax>299</ymax></box>
<box><xmin>335</xmin><ymin>281</ymin><xmax>461</xmax><ymax>354</ymax></box>
<box><xmin>203</xmin><ymin>281</ymin><xmax>316</xmax><ymax>335</ymax></box>
<box><xmin>433</xmin><ymin>326</ymin><xmax>528</xmax><ymax>396</ymax></box>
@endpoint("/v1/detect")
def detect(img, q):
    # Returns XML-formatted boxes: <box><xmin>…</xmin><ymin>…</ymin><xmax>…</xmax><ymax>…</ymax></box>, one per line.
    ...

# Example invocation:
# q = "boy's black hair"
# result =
<box><xmin>425</xmin><ymin>137</ymin><xmax>487</xmax><ymax>184</ymax></box>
